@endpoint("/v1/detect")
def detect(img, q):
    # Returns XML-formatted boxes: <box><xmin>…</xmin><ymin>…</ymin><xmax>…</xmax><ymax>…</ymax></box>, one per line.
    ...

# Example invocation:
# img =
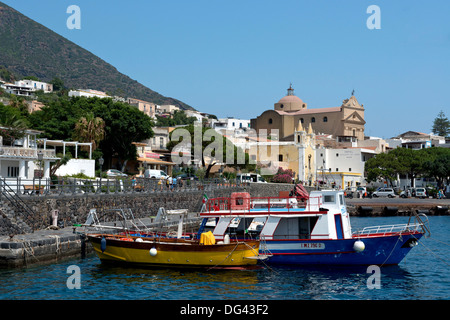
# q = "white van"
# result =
<box><xmin>372</xmin><ymin>188</ymin><xmax>395</xmax><ymax>198</ymax></box>
<box><xmin>144</xmin><ymin>169</ymin><xmax>168</xmax><ymax>179</ymax></box>
<box><xmin>236</xmin><ymin>173</ymin><xmax>267</xmax><ymax>183</ymax></box>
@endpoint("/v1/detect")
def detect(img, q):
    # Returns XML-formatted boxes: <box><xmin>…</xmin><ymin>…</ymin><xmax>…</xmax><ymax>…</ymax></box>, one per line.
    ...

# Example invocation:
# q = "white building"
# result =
<box><xmin>315</xmin><ymin>147</ymin><xmax>377</xmax><ymax>189</ymax></box>
<box><xmin>0</xmin><ymin>128</ymin><xmax>59</xmax><ymax>192</ymax></box>
<box><xmin>185</xmin><ymin>110</ymin><xmax>203</xmax><ymax>123</ymax></box>
<box><xmin>211</xmin><ymin>118</ymin><xmax>251</xmax><ymax>133</ymax></box>
<box><xmin>159</xmin><ymin>105</ymin><xmax>180</xmax><ymax>114</ymax></box>
<box><xmin>1</xmin><ymin>129</ymin><xmax>95</xmax><ymax>194</ymax></box>
<box><xmin>386</xmin><ymin>131</ymin><xmax>446</xmax><ymax>150</ymax></box>
<box><xmin>1</xmin><ymin>79</ymin><xmax>53</xmax><ymax>97</ymax></box>
<box><xmin>68</xmin><ymin>89</ymin><xmax>111</xmax><ymax>99</ymax></box>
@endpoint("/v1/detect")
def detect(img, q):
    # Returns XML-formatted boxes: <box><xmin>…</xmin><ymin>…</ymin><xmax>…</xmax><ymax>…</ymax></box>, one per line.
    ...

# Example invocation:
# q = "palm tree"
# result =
<box><xmin>73</xmin><ymin>112</ymin><xmax>105</xmax><ymax>151</ymax></box>
<box><xmin>9</xmin><ymin>95</ymin><xmax>29</xmax><ymax>116</ymax></box>
<box><xmin>0</xmin><ymin>112</ymin><xmax>28</xmax><ymax>146</ymax></box>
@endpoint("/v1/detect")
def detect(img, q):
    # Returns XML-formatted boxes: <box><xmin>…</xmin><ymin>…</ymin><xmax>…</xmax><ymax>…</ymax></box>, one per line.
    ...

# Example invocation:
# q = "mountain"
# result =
<box><xmin>0</xmin><ymin>2</ymin><xmax>194</xmax><ymax>110</ymax></box>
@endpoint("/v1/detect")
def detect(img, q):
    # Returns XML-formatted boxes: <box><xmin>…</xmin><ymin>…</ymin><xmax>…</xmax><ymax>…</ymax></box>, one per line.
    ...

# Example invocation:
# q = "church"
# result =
<box><xmin>250</xmin><ymin>85</ymin><xmax>366</xmax><ymax>142</ymax></box>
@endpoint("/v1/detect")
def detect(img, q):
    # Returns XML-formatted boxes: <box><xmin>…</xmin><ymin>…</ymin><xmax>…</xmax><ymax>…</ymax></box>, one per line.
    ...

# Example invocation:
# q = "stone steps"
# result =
<box><xmin>0</xmin><ymin>201</ymin><xmax>33</xmax><ymax>235</ymax></box>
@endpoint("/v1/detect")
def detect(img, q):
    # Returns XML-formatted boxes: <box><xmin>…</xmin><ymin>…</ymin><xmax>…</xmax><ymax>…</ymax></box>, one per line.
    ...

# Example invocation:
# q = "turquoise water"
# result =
<box><xmin>0</xmin><ymin>216</ymin><xmax>449</xmax><ymax>300</ymax></box>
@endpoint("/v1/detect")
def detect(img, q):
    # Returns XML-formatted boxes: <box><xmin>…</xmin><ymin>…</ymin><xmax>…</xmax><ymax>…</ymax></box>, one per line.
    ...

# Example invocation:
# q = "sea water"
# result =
<box><xmin>0</xmin><ymin>216</ymin><xmax>448</xmax><ymax>300</ymax></box>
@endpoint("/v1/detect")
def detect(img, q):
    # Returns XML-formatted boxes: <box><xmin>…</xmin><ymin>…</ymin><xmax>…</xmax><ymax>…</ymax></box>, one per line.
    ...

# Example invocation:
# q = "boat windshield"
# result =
<box><xmin>323</xmin><ymin>195</ymin><xmax>335</xmax><ymax>203</ymax></box>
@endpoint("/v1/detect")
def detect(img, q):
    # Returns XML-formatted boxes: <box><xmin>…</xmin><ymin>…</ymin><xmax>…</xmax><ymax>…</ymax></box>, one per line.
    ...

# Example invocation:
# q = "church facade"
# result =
<box><xmin>250</xmin><ymin>85</ymin><xmax>366</xmax><ymax>141</ymax></box>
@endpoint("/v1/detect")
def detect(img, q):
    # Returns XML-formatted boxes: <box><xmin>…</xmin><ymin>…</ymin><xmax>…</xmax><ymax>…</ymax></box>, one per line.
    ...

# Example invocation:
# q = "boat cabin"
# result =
<box><xmin>199</xmin><ymin>190</ymin><xmax>353</xmax><ymax>241</ymax></box>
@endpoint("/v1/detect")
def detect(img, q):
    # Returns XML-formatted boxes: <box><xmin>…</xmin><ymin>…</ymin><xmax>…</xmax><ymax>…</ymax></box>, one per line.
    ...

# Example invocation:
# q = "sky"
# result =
<box><xmin>2</xmin><ymin>0</ymin><xmax>449</xmax><ymax>139</ymax></box>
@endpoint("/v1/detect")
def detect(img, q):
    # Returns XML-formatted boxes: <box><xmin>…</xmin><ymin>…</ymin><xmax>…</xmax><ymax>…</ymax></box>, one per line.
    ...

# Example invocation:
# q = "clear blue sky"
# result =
<box><xmin>3</xmin><ymin>0</ymin><xmax>449</xmax><ymax>139</ymax></box>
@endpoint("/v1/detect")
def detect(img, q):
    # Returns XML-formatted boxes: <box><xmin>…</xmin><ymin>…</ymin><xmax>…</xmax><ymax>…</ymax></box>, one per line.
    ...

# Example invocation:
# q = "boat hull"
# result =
<box><xmin>88</xmin><ymin>234</ymin><xmax>260</xmax><ymax>268</ymax></box>
<box><xmin>263</xmin><ymin>232</ymin><xmax>423</xmax><ymax>266</ymax></box>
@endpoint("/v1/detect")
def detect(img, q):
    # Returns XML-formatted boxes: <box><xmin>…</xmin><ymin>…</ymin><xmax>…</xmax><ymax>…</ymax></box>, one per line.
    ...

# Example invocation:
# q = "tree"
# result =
<box><xmin>422</xmin><ymin>147</ymin><xmax>450</xmax><ymax>189</ymax></box>
<box><xmin>391</xmin><ymin>148</ymin><xmax>428</xmax><ymax>188</ymax></box>
<box><xmin>155</xmin><ymin>110</ymin><xmax>196</xmax><ymax>127</ymax></box>
<box><xmin>167</xmin><ymin>124</ymin><xmax>255</xmax><ymax>178</ymax></box>
<box><xmin>27</xmin><ymin>96</ymin><xmax>154</xmax><ymax>171</ymax></box>
<box><xmin>22</xmin><ymin>76</ymin><xmax>40</xmax><ymax>81</ymax></box>
<box><xmin>91</xmin><ymin>98</ymin><xmax>154</xmax><ymax>170</ymax></box>
<box><xmin>0</xmin><ymin>103</ymin><xmax>28</xmax><ymax>146</ymax></box>
<box><xmin>50</xmin><ymin>77</ymin><xmax>65</xmax><ymax>92</ymax></box>
<box><xmin>72</xmin><ymin>112</ymin><xmax>105</xmax><ymax>152</ymax></box>
<box><xmin>364</xmin><ymin>152</ymin><xmax>400</xmax><ymax>186</ymax></box>
<box><xmin>8</xmin><ymin>95</ymin><xmax>29</xmax><ymax>117</ymax></box>
<box><xmin>27</xmin><ymin>95</ymin><xmax>82</xmax><ymax>140</ymax></box>
<box><xmin>50</xmin><ymin>152</ymin><xmax>73</xmax><ymax>177</ymax></box>
<box><xmin>432</xmin><ymin>111</ymin><xmax>450</xmax><ymax>137</ymax></box>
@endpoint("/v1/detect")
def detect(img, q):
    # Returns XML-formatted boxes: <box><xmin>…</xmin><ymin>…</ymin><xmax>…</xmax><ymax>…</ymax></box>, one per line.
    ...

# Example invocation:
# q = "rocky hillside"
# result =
<box><xmin>0</xmin><ymin>2</ymin><xmax>193</xmax><ymax>110</ymax></box>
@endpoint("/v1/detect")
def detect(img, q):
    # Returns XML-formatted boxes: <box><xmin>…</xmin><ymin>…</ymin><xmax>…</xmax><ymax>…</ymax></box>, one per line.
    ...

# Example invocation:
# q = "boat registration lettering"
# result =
<box><xmin>300</xmin><ymin>243</ymin><xmax>325</xmax><ymax>249</ymax></box>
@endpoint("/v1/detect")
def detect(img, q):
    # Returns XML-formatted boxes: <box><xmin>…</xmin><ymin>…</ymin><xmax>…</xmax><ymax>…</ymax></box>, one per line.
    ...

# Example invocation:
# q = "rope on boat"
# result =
<box><xmin>48</xmin><ymin>235</ymin><xmax>61</xmax><ymax>254</ymax></box>
<box><xmin>206</xmin><ymin>242</ymin><xmax>240</xmax><ymax>271</ymax></box>
<box><xmin>380</xmin><ymin>234</ymin><xmax>403</xmax><ymax>267</ymax></box>
<box><xmin>243</xmin><ymin>242</ymin><xmax>276</xmax><ymax>273</ymax></box>
<box><xmin>20</xmin><ymin>240</ymin><xmax>39</xmax><ymax>262</ymax></box>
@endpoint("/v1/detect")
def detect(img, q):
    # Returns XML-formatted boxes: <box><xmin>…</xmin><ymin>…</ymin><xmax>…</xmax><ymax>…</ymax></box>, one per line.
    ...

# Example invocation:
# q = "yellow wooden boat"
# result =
<box><xmin>87</xmin><ymin>232</ymin><xmax>262</xmax><ymax>268</ymax></box>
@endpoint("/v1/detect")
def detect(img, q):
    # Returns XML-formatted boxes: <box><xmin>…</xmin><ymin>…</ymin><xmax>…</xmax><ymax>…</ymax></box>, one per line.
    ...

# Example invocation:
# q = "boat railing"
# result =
<box><xmin>354</xmin><ymin>211</ymin><xmax>430</xmax><ymax>238</ymax></box>
<box><xmin>205</xmin><ymin>195</ymin><xmax>323</xmax><ymax>214</ymax></box>
<box><xmin>353</xmin><ymin>222</ymin><xmax>424</xmax><ymax>237</ymax></box>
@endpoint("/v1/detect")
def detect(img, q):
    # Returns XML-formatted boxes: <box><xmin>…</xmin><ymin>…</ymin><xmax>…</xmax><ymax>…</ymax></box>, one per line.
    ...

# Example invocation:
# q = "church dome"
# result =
<box><xmin>274</xmin><ymin>84</ymin><xmax>306</xmax><ymax>112</ymax></box>
<box><xmin>278</xmin><ymin>94</ymin><xmax>304</xmax><ymax>105</ymax></box>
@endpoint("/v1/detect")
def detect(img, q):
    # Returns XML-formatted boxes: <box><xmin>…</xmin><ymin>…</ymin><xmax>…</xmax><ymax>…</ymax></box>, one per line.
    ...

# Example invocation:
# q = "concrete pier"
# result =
<box><xmin>0</xmin><ymin>215</ymin><xmax>202</xmax><ymax>268</ymax></box>
<box><xmin>0</xmin><ymin>226</ymin><xmax>90</xmax><ymax>268</ymax></box>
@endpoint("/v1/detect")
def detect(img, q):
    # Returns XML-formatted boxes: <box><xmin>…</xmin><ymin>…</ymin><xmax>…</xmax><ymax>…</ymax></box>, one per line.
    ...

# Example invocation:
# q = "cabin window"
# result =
<box><xmin>273</xmin><ymin>217</ymin><xmax>319</xmax><ymax>239</ymax></box>
<box><xmin>324</xmin><ymin>195</ymin><xmax>335</xmax><ymax>203</ymax></box>
<box><xmin>339</xmin><ymin>194</ymin><xmax>345</xmax><ymax>206</ymax></box>
<box><xmin>225</xmin><ymin>217</ymin><xmax>266</xmax><ymax>238</ymax></box>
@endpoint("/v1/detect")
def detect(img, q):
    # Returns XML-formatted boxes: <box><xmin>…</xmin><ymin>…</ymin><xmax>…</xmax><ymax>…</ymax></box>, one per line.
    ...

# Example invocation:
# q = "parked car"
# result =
<box><xmin>236</xmin><ymin>173</ymin><xmax>267</xmax><ymax>183</ymax></box>
<box><xmin>400</xmin><ymin>189</ymin><xmax>412</xmax><ymax>198</ymax></box>
<box><xmin>415</xmin><ymin>187</ymin><xmax>427</xmax><ymax>198</ymax></box>
<box><xmin>177</xmin><ymin>173</ymin><xmax>199</xmax><ymax>181</ymax></box>
<box><xmin>400</xmin><ymin>187</ymin><xmax>427</xmax><ymax>198</ymax></box>
<box><xmin>372</xmin><ymin>188</ymin><xmax>396</xmax><ymax>198</ymax></box>
<box><xmin>144</xmin><ymin>169</ymin><xmax>168</xmax><ymax>179</ymax></box>
<box><xmin>106</xmin><ymin>169</ymin><xmax>128</xmax><ymax>177</ymax></box>
<box><xmin>356</xmin><ymin>186</ymin><xmax>367</xmax><ymax>194</ymax></box>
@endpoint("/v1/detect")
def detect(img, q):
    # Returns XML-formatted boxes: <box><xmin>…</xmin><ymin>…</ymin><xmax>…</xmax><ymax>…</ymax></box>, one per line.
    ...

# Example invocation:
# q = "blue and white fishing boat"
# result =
<box><xmin>198</xmin><ymin>186</ymin><xmax>430</xmax><ymax>266</ymax></box>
